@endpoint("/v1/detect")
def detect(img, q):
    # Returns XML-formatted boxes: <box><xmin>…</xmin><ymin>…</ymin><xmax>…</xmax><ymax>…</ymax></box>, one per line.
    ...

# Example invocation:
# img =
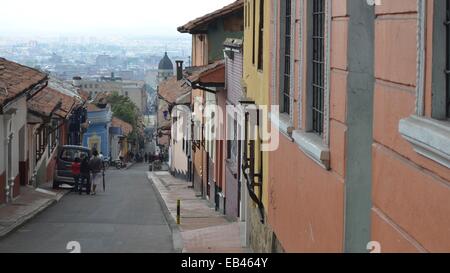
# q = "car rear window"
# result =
<box><xmin>60</xmin><ymin>148</ymin><xmax>90</xmax><ymax>162</ymax></box>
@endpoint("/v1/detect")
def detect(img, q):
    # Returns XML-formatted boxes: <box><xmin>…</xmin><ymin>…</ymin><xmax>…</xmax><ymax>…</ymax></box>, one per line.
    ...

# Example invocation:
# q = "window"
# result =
<box><xmin>257</xmin><ymin>0</ymin><xmax>265</xmax><ymax>70</ymax></box>
<box><xmin>446</xmin><ymin>0</ymin><xmax>450</xmax><ymax>118</ymax></box>
<box><xmin>280</xmin><ymin>0</ymin><xmax>292</xmax><ymax>114</ymax></box>
<box><xmin>311</xmin><ymin>0</ymin><xmax>325</xmax><ymax>135</ymax></box>
<box><xmin>252</xmin><ymin>0</ymin><xmax>256</xmax><ymax>65</ymax></box>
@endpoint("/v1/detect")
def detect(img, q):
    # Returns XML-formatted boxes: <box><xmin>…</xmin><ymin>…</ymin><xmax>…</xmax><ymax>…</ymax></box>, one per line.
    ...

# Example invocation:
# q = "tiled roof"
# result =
<box><xmin>186</xmin><ymin>60</ymin><xmax>225</xmax><ymax>84</ymax></box>
<box><xmin>178</xmin><ymin>0</ymin><xmax>243</xmax><ymax>33</ymax></box>
<box><xmin>0</xmin><ymin>58</ymin><xmax>47</xmax><ymax>108</ymax></box>
<box><xmin>158</xmin><ymin>75</ymin><xmax>192</xmax><ymax>104</ymax></box>
<box><xmin>111</xmin><ymin>117</ymin><xmax>132</xmax><ymax>136</ymax></box>
<box><xmin>87</xmin><ymin>103</ymin><xmax>102</xmax><ymax>112</ymax></box>
<box><xmin>28</xmin><ymin>79</ymin><xmax>85</xmax><ymax>119</ymax></box>
<box><xmin>28</xmin><ymin>86</ymin><xmax>78</xmax><ymax>118</ymax></box>
<box><xmin>158</xmin><ymin>60</ymin><xmax>225</xmax><ymax>105</ymax></box>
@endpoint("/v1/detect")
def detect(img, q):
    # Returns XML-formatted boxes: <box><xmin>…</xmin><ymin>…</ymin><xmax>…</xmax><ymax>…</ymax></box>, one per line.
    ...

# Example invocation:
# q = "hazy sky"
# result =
<box><xmin>0</xmin><ymin>0</ymin><xmax>235</xmax><ymax>37</ymax></box>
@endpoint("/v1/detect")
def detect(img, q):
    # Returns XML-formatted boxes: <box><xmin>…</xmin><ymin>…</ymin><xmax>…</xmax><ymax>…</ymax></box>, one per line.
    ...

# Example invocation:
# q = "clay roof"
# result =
<box><xmin>158</xmin><ymin>75</ymin><xmax>192</xmax><ymax>104</ymax></box>
<box><xmin>0</xmin><ymin>58</ymin><xmax>48</xmax><ymax>108</ymax></box>
<box><xmin>186</xmin><ymin>60</ymin><xmax>225</xmax><ymax>85</ymax></box>
<box><xmin>93</xmin><ymin>92</ymin><xmax>110</xmax><ymax>105</ymax></box>
<box><xmin>78</xmin><ymin>89</ymin><xmax>90</xmax><ymax>101</ymax></box>
<box><xmin>158</xmin><ymin>60</ymin><xmax>225</xmax><ymax>104</ymax></box>
<box><xmin>111</xmin><ymin>117</ymin><xmax>132</xmax><ymax>136</ymax></box>
<box><xmin>87</xmin><ymin>103</ymin><xmax>102</xmax><ymax>112</ymax></box>
<box><xmin>28</xmin><ymin>86</ymin><xmax>80</xmax><ymax>119</ymax></box>
<box><xmin>178</xmin><ymin>0</ymin><xmax>243</xmax><ymax>34</ymax></box>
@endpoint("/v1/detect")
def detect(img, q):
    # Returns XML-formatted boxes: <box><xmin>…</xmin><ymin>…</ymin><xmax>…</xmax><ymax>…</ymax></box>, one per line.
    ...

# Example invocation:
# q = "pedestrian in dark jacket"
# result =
<box><xmin>89</xmin><ymin>150</ymin><xmax>103</xmax><ymax>195</ymax></box>
<box><xmin>80</xmin><ymin>155</ymin><xmax>91</xmax><ymax>195</ymax></box>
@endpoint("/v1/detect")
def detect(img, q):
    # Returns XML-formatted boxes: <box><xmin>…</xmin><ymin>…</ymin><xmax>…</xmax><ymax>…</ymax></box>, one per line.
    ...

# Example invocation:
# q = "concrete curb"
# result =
<box><xmin>146</xmin><ymin>172</ymin><xmax>184</xmax><ymax>253</ymax></box>
<box><xmin>0</xmin><ymin>189</ymin><xmax>70</xmax><ymax>238</ymax></box>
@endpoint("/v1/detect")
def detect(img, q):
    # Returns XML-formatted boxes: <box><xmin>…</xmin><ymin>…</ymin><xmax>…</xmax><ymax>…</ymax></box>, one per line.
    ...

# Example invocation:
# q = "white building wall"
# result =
<box><xmin>0</xmin><ymin>115</ymin><xmax>4</xmax><ymax>175</ymax></box>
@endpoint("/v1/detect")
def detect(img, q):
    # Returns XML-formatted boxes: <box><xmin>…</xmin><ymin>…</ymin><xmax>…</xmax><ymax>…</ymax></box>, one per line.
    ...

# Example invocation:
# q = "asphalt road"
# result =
<box><xmin>0</xmin><ymin>164</ymin><xmax>175</xmax><ymax>253</ymax></box>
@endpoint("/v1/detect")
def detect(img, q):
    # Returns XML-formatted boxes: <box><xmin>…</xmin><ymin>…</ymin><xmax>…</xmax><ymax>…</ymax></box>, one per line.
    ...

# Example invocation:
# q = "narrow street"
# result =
<box><xmin>0</xmin><ymin>164</ymin><xmax>175</xmax><ymax>253</ymax></box>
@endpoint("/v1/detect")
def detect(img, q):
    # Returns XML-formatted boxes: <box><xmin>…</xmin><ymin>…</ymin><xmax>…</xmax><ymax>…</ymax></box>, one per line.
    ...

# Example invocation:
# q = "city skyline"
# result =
<box><xmin>0</xmin><ymin>0</ymin><xmax>235</xmax><ymax>37</ymax></box>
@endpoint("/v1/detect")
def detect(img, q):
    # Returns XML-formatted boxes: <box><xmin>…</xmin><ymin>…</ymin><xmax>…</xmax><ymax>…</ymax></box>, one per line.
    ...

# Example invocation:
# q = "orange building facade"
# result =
<box><xmin>253</xmin><ymin>0</ymin><xmax>450</xmax><ymax>253</ymax></box>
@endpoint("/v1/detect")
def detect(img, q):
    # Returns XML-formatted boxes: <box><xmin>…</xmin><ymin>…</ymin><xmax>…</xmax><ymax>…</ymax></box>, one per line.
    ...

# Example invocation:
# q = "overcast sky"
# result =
<box><xmin>0</xmin><ymin>0</ymin><xmax>235</xmax><ymax>37</ymax></box>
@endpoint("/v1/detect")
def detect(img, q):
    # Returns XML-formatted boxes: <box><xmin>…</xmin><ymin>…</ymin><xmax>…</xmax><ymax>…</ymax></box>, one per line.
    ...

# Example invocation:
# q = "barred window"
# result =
<box><xmin>280</xmin><ymin>0</ymin><xmax>292</xmax><ymax>114</ymax></box>
<box><xmin>312</xmin><ymin>0</ymin><xmax>325</xmax><ymax>135</ymax></box>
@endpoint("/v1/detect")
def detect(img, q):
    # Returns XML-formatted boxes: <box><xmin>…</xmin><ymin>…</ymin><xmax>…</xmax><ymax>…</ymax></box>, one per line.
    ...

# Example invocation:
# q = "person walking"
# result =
<box><xmin>144</xmin><ymin>152</ymin><xmax>148</xmax><ymax>163</ymax></box>
<box><xmin>71</xmin><ymin>157</ymin><xmax>81</xmax><ymax>193</ymax></box>
<box><xmin>89</xmin><ymin>149</ymin><xmax>103</xmax><ymax>195</ymax></box>
<box><xmin>80</xmin><ymin>155</ymin><xmax>91</xmax><ymax>195</ymax></box>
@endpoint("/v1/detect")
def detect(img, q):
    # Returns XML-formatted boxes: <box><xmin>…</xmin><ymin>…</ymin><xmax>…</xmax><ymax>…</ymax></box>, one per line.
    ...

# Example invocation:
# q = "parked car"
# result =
<box><xmin>53</xmin><ymin>145</ymin><xmax>91</xmax><ymax>189</ymax></box>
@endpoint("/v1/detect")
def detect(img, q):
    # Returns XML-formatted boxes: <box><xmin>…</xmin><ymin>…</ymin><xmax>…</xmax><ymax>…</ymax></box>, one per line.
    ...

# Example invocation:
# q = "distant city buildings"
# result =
<box><xmin>73</xmin><ymin>74</ymin><xmax>148</xmax><ymax>114</ymax></box>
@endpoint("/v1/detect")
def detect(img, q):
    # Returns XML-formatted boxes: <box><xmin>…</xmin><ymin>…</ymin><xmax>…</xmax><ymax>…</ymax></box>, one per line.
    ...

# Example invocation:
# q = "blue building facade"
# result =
<box><xmin>82</xmin><ymin>106</ymin><xmax>112</xmax><ymax>156</ymax></box>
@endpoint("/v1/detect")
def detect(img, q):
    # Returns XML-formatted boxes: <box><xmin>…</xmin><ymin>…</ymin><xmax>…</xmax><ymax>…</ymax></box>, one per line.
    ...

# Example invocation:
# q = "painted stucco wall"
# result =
<box><xmin>225</xmin><ymin>48</ymin><xmax>244</xmax><ymax>220</ymax></box>
<box><xmin>0</xmin><ymin>114</ymin><xmax>5</xmax><ymax>204</ymax></box>
<box><xmin>243</xmin><ymin>0</ymin><xmax>271</xmax><ymax>212</ymax></box>
<box><xmin>192</xmin><ymin>34</ymin><xmax>209</xmax><ymax>67</ymax></box>
<box><xmin>371</xmin><ymin>0</ymin><xmax>450</xmax><ymax>252</ymax></box>
<box><xmin>268</xmin><ymin>0</ymin><xmax>372</xmax><ymax>252</ymax></box>
<box><xmin>170</xmin><ymin>106</ymin><xmax>189</xmax><ymax>178</ymax></box>
<box><xmin>83</xmin><ymin>109</ymin><xmax>111</xmax><ymax>157</ymax></box>
<box><xmin>207</xmin><ymin>14</ymin><xmax>244</xmax><ymax>63</ymax></box>
<box><xmin>4</xmin><ymin>98</ymin><xmax>28</xmax><ymax>199</ymax></box>
<box><xmin>243</xmin><ymin>0</ymin><xmax>272</xmax><ymax>252</ymax></box>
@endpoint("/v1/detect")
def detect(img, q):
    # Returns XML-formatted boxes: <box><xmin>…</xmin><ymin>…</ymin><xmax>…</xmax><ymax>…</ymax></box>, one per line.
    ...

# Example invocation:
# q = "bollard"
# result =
<box><xmin>176</xmin><ymin>199</ymin><xmax>181</xmax><ymax>225</ymax></box>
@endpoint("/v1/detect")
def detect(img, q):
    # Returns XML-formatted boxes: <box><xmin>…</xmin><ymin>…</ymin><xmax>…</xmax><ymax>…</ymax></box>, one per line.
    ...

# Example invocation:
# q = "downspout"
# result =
<box><xmin>241</xmin><ymin>111</ymin><xmax>265</xmax><ymax>224</ymax></box>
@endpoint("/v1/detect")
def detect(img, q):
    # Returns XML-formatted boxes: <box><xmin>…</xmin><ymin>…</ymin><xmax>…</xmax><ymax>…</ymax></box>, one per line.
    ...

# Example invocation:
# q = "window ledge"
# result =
<box><xmin>399</xmin><ymin>115</ymin><xmax>450</xmax><ymax>169</ymax></box>
<box><xmin>269</xmin><ymin>112</ymin><xmax>294</xmax><ymax>141</ymax></box>
<box><xmin>292</xmin><ymin>130</ymin><xmax>330</xmax><ymax>170</ymax></box>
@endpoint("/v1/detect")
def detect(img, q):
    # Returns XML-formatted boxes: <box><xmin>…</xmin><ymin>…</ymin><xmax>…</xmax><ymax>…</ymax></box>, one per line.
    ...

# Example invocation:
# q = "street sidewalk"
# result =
<box><xmin>148</xmin><ymin>171</ymin><xmax>251</xmax><ymax>253</ymax></box>
<box><xmin>0</xmin><ymin>183</ymin><xmax>69</xmax><ymax>238</ymax></box>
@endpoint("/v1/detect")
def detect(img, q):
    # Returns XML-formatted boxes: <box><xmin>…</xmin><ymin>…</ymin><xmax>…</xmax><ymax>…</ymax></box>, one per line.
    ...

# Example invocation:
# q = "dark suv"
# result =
<box><xmin>53</xmin><ymin>145</ymin><xmax>91</xmax><ymax>189</ymax></box>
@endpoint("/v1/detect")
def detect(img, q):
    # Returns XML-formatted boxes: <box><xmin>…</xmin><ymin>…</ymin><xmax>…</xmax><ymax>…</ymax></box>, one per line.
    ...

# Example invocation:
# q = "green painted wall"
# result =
<box><xmin>207</xmin><ymin>16</ymin><xmax>243</xmax><ymax>63</ymax></box>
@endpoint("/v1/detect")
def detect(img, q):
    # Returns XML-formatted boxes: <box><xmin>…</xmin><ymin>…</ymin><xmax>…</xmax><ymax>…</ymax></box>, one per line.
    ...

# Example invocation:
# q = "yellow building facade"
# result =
<box><xmin>242</xmin><ymin>0</ymin><xmax>280</xmax><ymax>252</ymax></box>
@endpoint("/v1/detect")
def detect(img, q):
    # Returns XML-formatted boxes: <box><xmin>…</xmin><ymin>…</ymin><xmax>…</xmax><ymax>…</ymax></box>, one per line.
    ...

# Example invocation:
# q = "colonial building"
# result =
<box><xmin>110</xmin><ymin>117</ymin><xmax>133</xmax><ymax>161</ymax></box>
<box><xmin>241</xmin><ymin>0</ymin><xmax>450</xmax><ymax>253</ymax></box>
<box><xmin>82</xmin><ymin>104</ymin><xmax>113</xmax><ymax>156</ymax></box>
<box><xmin>0</xmin><ymin>58</ymin><xmax>48</xmax><ymax>204</ymax></box>
<box><xmin>177</xmin><ymin>0</ymin><xmax>244</xmax><ymax>211</ymax></box>
<box><xmin>223</xmin><ymin>38</ymin><xmax>244</xmax><ymax>221</ymax></box>
<box><xmin>27</xmin><ymin>79</ymin><xmax>86</xmax><ymax>188</ymax></box>
<box><xmin>371</xmin><ymin>0</ymin><xmax>450</xmax><ymax>253</ymax></box>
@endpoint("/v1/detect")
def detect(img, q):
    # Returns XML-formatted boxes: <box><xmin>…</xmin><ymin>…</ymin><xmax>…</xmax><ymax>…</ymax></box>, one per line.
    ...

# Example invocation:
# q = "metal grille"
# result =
<box><xmin>312</xmin><ymin>0</ymin><xmax>325</xmax><ymax>134</ymax></box>
<box><xmin>446</xmin><ymin>0</ymin><xmax>450</xmax><ymax>118</ymax></box>
<box><xmin>282</xmin><ymin>0</ymin><xmax>292</xmax><ymax>114</ymax></box>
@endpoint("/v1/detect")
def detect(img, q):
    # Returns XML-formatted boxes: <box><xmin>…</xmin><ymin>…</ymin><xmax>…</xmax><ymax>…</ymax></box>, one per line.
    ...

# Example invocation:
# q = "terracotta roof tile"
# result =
<box><xmin>158</xmin><ymin>76</ymin><xmax>192</xmax><ymax>104</ymax></box>
<box><xmin>178</xmin><ymin>0</ymin><xmax>243</xmax><ymax>33</ymax></box>
<box><xmin>28</xmin><ymin>86</ymin><xmax>80</xmax><ymax>118</ymax></box>
<box><xmin>111</xmin><ymin>117</ymin><xmax>132</xmax><ymax>136</ymax></box>
<box><xmin>0</xmin><ymin>58</ymin><xmax>47</xmax><ymax>107</ymax></box>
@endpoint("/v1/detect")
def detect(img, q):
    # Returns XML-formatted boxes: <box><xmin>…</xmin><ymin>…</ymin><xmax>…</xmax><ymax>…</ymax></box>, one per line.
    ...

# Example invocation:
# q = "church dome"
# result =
<box><xmin>158</xmin><ymin>52</ymin><xmax>174</xmax><ymax>70</ymax></box>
